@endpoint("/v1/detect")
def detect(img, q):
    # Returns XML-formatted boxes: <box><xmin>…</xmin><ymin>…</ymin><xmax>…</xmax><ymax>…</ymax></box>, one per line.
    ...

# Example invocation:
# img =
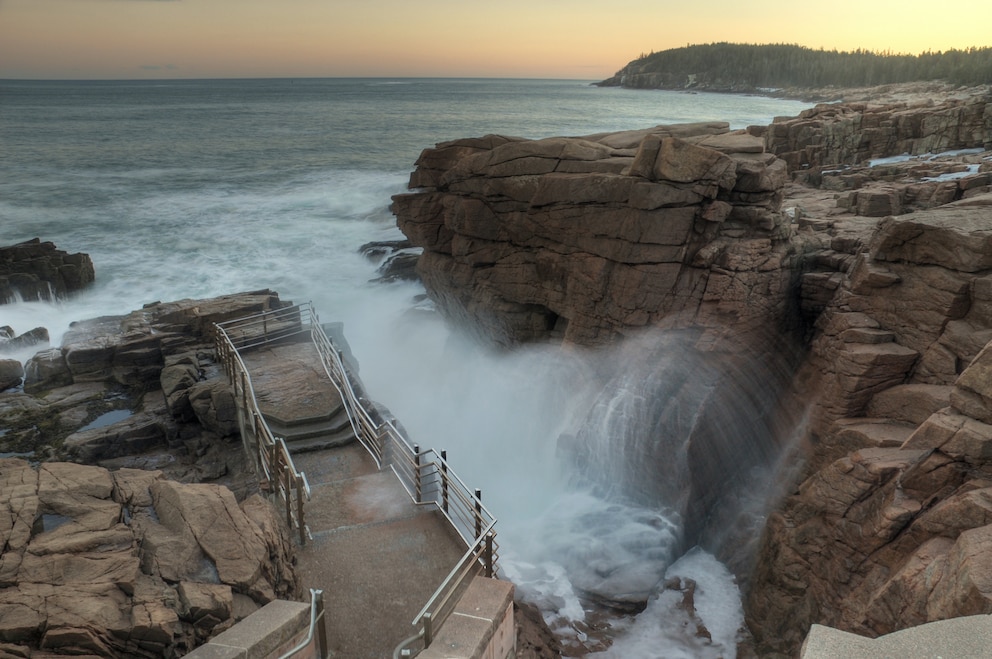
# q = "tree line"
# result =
<box><xmin>598</xmin><ymin>43</ymin><xmax>992</xmax><ymax>90</ymax></box>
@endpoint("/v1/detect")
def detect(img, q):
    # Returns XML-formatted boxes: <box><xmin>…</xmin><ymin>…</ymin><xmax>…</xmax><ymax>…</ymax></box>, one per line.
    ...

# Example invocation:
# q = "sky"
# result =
<box><xmin>1</xmin><ymin>0</ymin><xmax>990</xmax><ymax>80</ymax></box>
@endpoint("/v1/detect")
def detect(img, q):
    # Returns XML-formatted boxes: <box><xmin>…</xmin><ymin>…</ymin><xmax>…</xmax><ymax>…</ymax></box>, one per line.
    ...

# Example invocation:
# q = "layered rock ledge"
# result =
<box><xmin>393</xmin><ymin>124</ymin><xmax>799</xmax><ymax>349</ymax></box>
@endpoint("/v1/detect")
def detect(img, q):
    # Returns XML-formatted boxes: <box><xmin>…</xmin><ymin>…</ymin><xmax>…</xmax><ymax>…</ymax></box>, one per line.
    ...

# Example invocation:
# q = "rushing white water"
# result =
<box><xmin>0</xmin><ymin>78</ymin><xmax>815</xmax><ymax>656</ymax></box>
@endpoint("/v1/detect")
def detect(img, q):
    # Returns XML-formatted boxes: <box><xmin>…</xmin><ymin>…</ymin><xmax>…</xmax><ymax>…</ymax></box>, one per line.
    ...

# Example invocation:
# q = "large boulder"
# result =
<box><xmin>0</xmin><ymin>359</ymin><xmax>23</xmax><ymax>391</ymax></box>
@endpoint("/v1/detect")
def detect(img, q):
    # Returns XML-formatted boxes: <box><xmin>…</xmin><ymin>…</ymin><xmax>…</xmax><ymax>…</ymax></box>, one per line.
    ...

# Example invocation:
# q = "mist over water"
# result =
<box><xmin>0</xmin><ymin>78</ymin><xmax>813</xmax><ymax>656</ymax></box>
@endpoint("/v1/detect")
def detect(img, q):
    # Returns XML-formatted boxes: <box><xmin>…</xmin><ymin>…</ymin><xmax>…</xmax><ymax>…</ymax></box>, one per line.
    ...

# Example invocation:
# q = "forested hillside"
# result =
<box><xmin>597</xmin><ymin>43</ymin><xmax>992</xmax><ymax>91</ymax></box>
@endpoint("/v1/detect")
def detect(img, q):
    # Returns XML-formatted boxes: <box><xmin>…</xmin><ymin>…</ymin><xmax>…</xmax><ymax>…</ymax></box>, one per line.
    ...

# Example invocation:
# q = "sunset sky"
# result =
<box><xmin>1</xmin><ymin>0</ymin><xmax>990</xmax><ymax>80</ymax></box>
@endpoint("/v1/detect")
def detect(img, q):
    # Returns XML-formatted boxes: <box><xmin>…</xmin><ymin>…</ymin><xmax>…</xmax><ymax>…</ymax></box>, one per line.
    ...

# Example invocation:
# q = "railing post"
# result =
<box><xmin>269</xmin><ymin>441</ymin><xmax>278</xmax><ymax>492</ymax></box>
<box><xmin>475</xmin><ymin>489</ymin><xmax>483</xmax><ymax>539</ymax></box>
<box><xmin>315</xmin><ymin>589</ymin><xmax>328</xmax><ymax>658</ymax></box>
<box><xmin>413</xmin><ymin>444</ymin><xmax>421</xmax><ymax>503</ymax></box>
<box><xmin>296</xmin><ymin>474</ymin><xmax>306</xmax><ymax>545</ymax></box>
<box><xmin>441</xmin><ymin>450</ymin><xmax>449</xmax><ymax>514</ymax></box>
<box><xmin>485</xmin><ymin>532</ymin><xmax>494</xmax><ymax>578</ymax></box>
<box><xmin>283</xmin><ymin>464</ymin><xmax>292</xmax><ymax>528</ymax></box>
<box><xmin>422</xmin><ymin>612</ymin><xmax>433</xmax><ymax>647</ymax></box>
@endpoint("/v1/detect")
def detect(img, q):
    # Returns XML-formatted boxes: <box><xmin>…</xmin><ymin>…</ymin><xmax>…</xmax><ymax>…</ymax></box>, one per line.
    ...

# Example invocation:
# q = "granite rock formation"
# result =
<box><xmin>758</xmin><ymin>95</ymin><xmax>992</xmax><ymax>172</ymax></box>
<box><xmin>0</xmin><ymin>459</ymin><xmax>298</xmax><ymax>658</ymax></box>
<box><xmin>0</xmin><ymin>290</ymin><xmax>300</xmax><ymax>658</ymax></box>
<box><xmin>0</xmin><ymin>238</ymin><xmax>95</xmax><ymax>305</ymax></box>
<box><xmin>392</xmin><ymin>124</ymin><xmax>799</xmax><ymax>348</ymax></box>
<box><xmin>393</xmin><ymin>96</ymin><xmax>992</xmax><ymax>655</ymax></box>
<box><xmin>745</xmin><ymin>194</ymin><xmax>992</xmax><ymax>655</ymax></box>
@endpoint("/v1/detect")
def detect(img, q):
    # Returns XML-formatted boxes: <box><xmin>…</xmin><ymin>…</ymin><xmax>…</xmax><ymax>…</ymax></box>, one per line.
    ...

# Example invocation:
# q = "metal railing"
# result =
<box><xmin>278</xmin><ymin>589</ymin><xmax>327</xmax><ymax>659</ymax></box>
<box><xmin>304</xmin><ymin>303</ymin><xmax>501</xmax><ymax>650</ymax></box>
<box><xmin>214</xmin><ymin>305</ymin><xmax>312</xmax><ymax>545</ymax></box>
<box><xmin>218</xmin><ymin>303</ymin><xmax>499</xmax><ymax>647</ymax></box>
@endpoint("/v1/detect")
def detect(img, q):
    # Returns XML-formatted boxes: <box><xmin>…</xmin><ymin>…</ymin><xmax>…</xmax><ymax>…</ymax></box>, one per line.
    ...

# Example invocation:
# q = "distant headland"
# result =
<box><xmin>596</xmin><ymin>42</ymin><xmax>992</xmax><ymax>102</ymax></box>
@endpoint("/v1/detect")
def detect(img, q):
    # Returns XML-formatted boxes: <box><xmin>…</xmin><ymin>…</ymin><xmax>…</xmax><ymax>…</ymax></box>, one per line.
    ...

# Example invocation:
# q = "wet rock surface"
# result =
<box><xmin>0</xmin><ymin>238</ymin><xmax>95</xmax><ymax>305</ymax></box>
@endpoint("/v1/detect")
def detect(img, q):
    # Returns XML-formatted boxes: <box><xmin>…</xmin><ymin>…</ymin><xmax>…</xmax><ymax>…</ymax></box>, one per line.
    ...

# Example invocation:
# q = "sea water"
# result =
<box><xmin>0</xmin><ymin>78</ymin><xmax>811</xmax><ymax>656</ymax></box>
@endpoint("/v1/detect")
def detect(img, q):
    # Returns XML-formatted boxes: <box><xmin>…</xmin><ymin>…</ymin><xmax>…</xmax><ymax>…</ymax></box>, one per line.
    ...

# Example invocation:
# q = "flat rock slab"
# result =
<box><xmin>239</xmin><ymin>342</ymin><xmax>344</xmax><ymax>425</ymax></box>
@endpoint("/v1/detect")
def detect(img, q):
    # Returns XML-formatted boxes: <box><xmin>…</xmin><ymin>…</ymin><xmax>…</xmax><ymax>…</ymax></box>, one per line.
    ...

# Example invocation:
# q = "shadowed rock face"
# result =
<box><xmin>0</xmin><ymin>238</ymin><xmax>95</xmax><ymax>304</ymax></box>
<box><xmin>393</xmin><ymin>126</ymin><xmax>801</xmax><ymax>350</ymax></box>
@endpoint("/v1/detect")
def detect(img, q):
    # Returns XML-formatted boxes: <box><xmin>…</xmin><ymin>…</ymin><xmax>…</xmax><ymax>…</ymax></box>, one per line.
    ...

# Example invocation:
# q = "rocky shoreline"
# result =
<box><xmin>2</xmin><ymin>88</ymin><xmax>992</xmax><ymax>657</ymax></box>
<box><xmin>0</xmin><ymin>291</ymin><xmax>301</xmax><ymax>657</ymax></box>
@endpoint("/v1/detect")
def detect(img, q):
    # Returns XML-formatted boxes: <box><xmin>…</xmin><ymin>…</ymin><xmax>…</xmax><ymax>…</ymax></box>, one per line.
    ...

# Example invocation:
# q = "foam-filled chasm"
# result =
<box><xmin>357</xmin><ymin>313</ymin><xmax>806</xmax><ymax>657</ymax></box>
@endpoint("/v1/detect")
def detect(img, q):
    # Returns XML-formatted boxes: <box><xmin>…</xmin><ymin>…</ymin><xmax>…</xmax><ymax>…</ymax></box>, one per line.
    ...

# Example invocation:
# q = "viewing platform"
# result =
<box><xmin>187</xmin><ymin>304</ymin><xmax>514</xmax><ymax>658</ymax></box>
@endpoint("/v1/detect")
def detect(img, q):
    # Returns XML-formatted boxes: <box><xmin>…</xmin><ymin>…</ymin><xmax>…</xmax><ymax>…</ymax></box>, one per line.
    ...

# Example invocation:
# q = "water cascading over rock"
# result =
<box><xmin>561</xmin><ymin>330</ymin><xmax>802</xmax><ymax>584</ymax></box>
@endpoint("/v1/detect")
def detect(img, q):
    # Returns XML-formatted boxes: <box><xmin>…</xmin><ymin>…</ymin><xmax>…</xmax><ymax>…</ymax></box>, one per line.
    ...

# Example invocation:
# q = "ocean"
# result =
<box><xmin>0</xmin><ymin>78</ymin><xmax>811</xmax><ymax>657</ymax></box>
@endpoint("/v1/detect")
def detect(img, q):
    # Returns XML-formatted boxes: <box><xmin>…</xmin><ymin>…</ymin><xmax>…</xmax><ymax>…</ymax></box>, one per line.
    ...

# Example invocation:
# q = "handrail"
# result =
<box><xmin>215</xmin><ymin>302</ymin><xmax>500</xmax><ymax>651</ymax></box>
<box><xmin>279</xmin><ymin>588</ymin><xmax>328</xmax><ymax>659</ymax></box>
<box><xmin>214</xmin><ymin>306</ymin><xmax>312</xmax><ymax>544</ymax></box>
<box><xmin>304</xmin><ymin>304</ymin><xmax>500</xmax><ymax>648</ymax></box>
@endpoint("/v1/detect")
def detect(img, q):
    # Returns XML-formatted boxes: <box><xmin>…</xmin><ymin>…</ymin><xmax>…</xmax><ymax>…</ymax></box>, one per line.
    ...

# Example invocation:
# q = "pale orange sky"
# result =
<box><xmin>1</xmin><ymin>0</ymin><xmax>989</xmax><ymax>80</ymax></box>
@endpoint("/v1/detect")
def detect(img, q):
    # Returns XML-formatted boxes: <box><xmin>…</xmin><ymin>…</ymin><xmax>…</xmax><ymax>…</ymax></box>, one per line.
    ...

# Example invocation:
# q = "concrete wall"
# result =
<box><xmin>801</xmin><ymin>615</ymin><xmax>992</xmax><ymax>658</ymax></box>
<box><xmin>184</xmin><ymin>599</ymin><xmax>312</xmax><ymax>659</ymax></box>
<box><xmin>419</xmin><ymin>577</ymin><xmax>516</xmax><ymax>659</ymax></box>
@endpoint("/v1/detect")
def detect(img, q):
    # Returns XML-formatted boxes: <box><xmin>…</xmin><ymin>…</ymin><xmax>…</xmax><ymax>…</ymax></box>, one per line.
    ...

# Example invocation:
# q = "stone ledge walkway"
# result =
<box><xmin>240</xmin><ymin>342</ymin><xmax>466</xmax><ymax>658</ymax></box>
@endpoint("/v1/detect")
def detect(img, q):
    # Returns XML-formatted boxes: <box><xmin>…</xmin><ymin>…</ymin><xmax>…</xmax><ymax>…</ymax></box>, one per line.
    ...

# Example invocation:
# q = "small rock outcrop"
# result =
<box><xmin>0</xmin><ymin>459</ymin><xmax>299</xmax><ymax>658</ymax></box>
<box><xmin>393</xmin><ymin>124</ymin><xmax>799</xmax><ymax>348</ymax></box>
<box><xmin>0</xmin><ymin>238</ymin><xmax>95</xmax><ymax>304</ymax></box>
<box><xmin>2</xmin><ymin>290</ymin><xmax>285</xmax><ymax>469</ymax></box>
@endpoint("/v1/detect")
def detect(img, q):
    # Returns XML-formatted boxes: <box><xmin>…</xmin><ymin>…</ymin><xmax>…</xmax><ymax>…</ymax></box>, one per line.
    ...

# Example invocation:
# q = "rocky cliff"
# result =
<box><xmin>393</xmin><ymin>95</ymin><xmax>992</xmax><ymax>654</ymax></box>
<box><xmin>392</xmin><ymin>124</ymin><xmax>800</xmax><ymax>350</ymax></box>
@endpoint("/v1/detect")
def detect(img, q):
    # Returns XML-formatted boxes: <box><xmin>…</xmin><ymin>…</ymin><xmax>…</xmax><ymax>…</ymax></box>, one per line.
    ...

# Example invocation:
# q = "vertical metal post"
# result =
<box><xmin>296</xmin><ymin>474</ymin><xmax>306</xmax><ymax>545</ymax></box>
<box><xmin>441</xmin><ymin>450</ymin><xmax>449</xmax><ymax>514</ymax></box>
<box><xmin>413</xmin><ymin>444</ymin><xmax>421</xmax><ymax>503</ymax></box>
<box><xmin>422</xmin><ymin>612</ymin><xmax>433</xmax><ymax>647</ymax></box>
<box><xmin>283</xmin><ymin>464</ymin><xmax>292</xmax><ymax>529</ymax></box>
<box><xmin>315</xmin><ymin>590</ymin><xmax>328</xmax><ymax>658</ymax></box>
<box><xmin>485</xmin><ymin>532</ymin><xmax>494</xmax><ymax>578</ymax></box>
<box><xmin>475</xmin><ymin>489</ymin><xmax>483</xmax><ymax>539</ymax></box>
<box><xmin>269</xmin><ymin>439</ymin><xmax>279</xmax><ymax>492</ymax></box>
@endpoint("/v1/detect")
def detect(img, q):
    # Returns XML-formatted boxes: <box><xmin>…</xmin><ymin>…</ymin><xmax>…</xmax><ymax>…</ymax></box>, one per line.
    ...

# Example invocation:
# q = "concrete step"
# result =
<box><xmin>284</xmin><ymin>427</ymin><xmax>358</xmax><ymax>454</ymax></box>
<box><xmin>265</xmin><ymin>408</ymin><xmax>353</xmax><ymax>443</ymax></box>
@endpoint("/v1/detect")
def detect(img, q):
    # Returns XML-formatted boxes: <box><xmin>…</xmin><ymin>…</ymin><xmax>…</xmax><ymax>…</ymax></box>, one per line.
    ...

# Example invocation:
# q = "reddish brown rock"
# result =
<box><xmin>394</xmin><ymin>128</ymin><xmax>797</xmax><ymax>348</ymax></box>
<box><xmin>0</xmin><ymin>459</ymin><xmax>299</xmax><ymax>658</ymax></box>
